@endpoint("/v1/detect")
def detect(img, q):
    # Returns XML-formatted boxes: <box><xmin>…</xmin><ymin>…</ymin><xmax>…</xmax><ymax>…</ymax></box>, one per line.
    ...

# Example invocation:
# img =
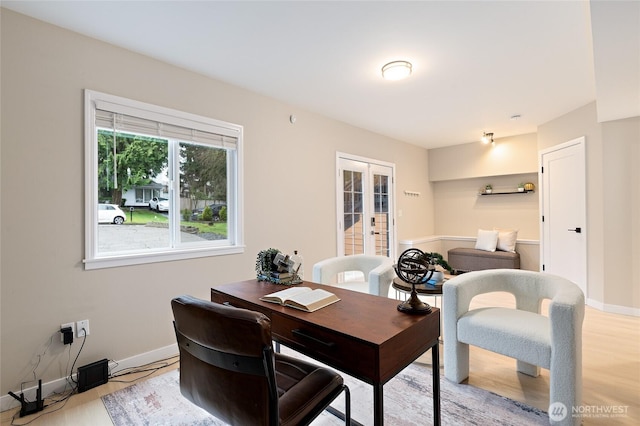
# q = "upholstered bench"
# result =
<box><xmin>447</xmin><ymin>247</ymin><xmax>520</xmax><ymax>273</ymax></box>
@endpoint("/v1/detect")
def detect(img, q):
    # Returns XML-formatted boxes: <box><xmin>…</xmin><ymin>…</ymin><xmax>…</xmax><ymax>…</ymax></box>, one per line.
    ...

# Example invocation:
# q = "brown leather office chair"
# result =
<box><xmin>171</xmin><ymin>295</ymin><xmax>350</xmax><ymax>425</ymax></box>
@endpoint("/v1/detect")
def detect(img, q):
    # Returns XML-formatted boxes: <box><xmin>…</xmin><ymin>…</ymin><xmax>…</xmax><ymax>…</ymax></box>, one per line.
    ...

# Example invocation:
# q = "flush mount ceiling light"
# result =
<box><xmin>481</xmin><ymin>132</ymin><xmax>494</xmax><ymax>145</ymax></box>
<box><xmin>381</xmin><ymin>61</ymin><xmax>412</xmax><ymax>80</ymax></box>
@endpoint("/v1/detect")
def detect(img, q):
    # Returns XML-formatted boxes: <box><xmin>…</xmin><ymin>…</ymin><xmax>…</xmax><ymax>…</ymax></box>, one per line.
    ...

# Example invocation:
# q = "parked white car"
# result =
<box><xmin>98</xmin><ymin>204</ymin><xmax>126</xmax><ymax>225</ymax></box>
<box><xmin>149</xmin><ymin>197</ymin><xmax>169</xmax><ymax>212</ymax></box>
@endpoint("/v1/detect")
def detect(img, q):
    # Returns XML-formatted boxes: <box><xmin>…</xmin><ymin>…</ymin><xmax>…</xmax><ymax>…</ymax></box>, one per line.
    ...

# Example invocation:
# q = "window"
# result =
<box><xmin>84</xmin><ymin>90</ymin><xmax>244</xmax><ymax>269</ymax></box>
<box><xmin>135</xmin><ymin>188</ymin><xmax>158</xmax><ymax>204</ymax></box>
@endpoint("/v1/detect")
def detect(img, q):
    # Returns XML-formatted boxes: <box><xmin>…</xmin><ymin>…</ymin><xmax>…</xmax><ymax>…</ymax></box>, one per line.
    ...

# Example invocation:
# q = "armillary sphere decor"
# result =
<box><xmin>394</xmin><ymin>248</ymin><xmax>434</xmax><ymax>314</ymax></box>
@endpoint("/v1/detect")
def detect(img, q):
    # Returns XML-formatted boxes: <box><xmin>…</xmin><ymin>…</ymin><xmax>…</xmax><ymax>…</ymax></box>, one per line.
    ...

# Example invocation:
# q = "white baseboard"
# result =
<box><xmin>0</xmin><ymin>343</ymin><xmax>178</xmax><ymax>413</ymax></box>
<box><xmin>586</xmin><ymin>298</ymin><xmax>640</xmax><ymax>317</ymax></box>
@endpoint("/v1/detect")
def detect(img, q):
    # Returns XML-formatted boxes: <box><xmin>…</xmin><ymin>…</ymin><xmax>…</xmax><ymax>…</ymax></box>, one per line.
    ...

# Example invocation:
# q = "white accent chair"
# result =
<box><xmin>443</xmin><ymin>269</ymin><xmax>585</xmax><ymax>426</ymax></box>
<box><xmin>312</xmin><ymin>255</ymin><xmax>395</xmax><ymax>297</ymax></box>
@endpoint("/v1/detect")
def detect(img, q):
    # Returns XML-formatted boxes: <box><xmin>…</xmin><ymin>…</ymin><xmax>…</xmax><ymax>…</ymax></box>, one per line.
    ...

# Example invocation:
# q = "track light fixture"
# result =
<box><xmin>481</xmin><ymin>132</ymin><xmax>494</xmax><ymax>145</ymax></box>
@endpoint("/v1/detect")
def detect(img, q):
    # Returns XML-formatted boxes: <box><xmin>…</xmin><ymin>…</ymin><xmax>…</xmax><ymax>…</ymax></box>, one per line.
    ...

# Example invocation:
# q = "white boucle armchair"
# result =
<box><xmin>312</xmin><ymin>254</ymin><xmax>395</xmax><ymax>297</ymax></box>
<box><xmin>443</xmin><ymin>269</ymin><xmax>585</xmax><ymax>426</ymax></box>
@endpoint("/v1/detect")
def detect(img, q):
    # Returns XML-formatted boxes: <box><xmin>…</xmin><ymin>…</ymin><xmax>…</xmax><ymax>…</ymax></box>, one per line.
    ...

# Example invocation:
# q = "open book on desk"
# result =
<box><xmin>260</xmin><ymin>286</ymin><xmax>340</xmax><ymax>312</ymax></box>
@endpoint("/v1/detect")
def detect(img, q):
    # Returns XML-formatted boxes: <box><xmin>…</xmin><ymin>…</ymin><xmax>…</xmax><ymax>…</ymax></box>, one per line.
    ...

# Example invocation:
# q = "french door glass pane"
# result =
<box><xmin>373</xmin><ymin>174</ymin><xmax>390</xmax><ymax>256</ymax></box>
<box><xmin>343</xmin><ymin>170</ymin><xmax>364</xmax><ymax>255</ymax></box>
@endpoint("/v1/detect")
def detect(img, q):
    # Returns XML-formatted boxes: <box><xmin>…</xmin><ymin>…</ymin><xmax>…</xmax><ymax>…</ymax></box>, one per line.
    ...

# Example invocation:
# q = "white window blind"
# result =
<box><xmin>95</xmin><ymin>101</ymin><xmax>238</xmax><ymax>149</ymax></box>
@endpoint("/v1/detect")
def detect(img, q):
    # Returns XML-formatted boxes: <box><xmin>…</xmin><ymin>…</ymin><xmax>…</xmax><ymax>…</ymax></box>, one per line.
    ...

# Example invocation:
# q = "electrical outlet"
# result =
<box><xmin>76</xmin><ymin>319</ymin><xmax>90</xmax><ymax>337</ymax></box>
<box><xmin>61</xmin><ymin>322</ymin><xmax>75</xmax><ymax>343</ymax></box>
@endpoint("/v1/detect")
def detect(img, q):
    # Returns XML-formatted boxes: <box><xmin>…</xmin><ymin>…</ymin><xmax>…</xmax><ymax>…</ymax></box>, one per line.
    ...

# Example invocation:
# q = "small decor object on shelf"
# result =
<box><xmin>394</xmin><ymin>248</ymin><xmax>434</xmax><ymax>314</ymax></box>
<box><xmin>518</xmin><ymin>183</ymin><xmax>525</xmax><ymax>192</ymax></box>
<box><xmin>484</xmin><ymin>184</ymin><xmax>493</xmax><ymax>194</ymax></box>
<box><xmin>255</xmin><ymin>248</ymin><xmax>302</xmax><ymax>285</ymax></box>
<box><xmin>524</xmin><ymin>182</ymin><xmax>536</xmax><ymax>192</ymax></box>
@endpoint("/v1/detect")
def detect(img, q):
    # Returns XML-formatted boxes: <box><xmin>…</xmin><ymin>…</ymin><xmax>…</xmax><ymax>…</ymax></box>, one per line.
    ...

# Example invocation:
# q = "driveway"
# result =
<box><xmin>98</xmin><ymin>224</ymin><xmax>211</xmax><ymax>252</ymax></box>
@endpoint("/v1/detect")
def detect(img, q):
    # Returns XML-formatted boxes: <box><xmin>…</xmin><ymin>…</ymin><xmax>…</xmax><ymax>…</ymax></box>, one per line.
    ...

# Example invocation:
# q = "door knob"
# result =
<box><xmin>568</xmin><ymin>227</ymin><xmax>582</xmax><ymax>233</ymax></box>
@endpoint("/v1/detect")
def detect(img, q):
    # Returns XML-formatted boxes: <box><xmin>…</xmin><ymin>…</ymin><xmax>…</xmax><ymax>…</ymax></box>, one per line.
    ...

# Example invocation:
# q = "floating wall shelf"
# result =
<box><xmin>479</xmin><ymin>190</ymin><xmax>535</xmax><ymax>196</ymax></box>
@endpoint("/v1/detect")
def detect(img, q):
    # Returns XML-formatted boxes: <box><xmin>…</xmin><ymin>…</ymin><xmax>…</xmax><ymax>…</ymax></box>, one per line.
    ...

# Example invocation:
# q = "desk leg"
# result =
<box><xmin>373</xmin><ymin>383</ymin><xmax>383</xmax><ymax>426</ymax></box>
<box><xmin>432</xmin><ymin>342</ymin><xmax>441</xmax><ymax>425</ymax></box>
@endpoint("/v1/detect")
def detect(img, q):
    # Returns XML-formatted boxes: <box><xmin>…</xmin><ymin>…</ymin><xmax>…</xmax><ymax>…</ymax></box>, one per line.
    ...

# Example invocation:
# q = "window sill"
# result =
<box><xmin>83</xmin><ymin>245</ymin><xmax>245</xmax><ymax>270</ymax></box>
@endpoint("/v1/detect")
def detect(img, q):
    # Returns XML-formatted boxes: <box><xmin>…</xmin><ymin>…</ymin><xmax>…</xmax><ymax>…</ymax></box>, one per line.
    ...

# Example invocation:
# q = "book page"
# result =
<box><xmin>285</xmin><ymin>289</ymin><xmax>340</xmax><ymax>312</ymax></box>
<box><xmin>260</xmin><ymin>286</ymin><xmax>311</xmax><ymax>304</ymax></box>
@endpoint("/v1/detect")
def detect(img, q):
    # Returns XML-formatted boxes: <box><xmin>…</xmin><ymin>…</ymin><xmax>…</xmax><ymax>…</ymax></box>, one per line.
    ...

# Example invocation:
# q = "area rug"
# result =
<box><xmin>102</xmin><ymin>357</ymin><xmax>548</xmax><ymax>425</ymax></box>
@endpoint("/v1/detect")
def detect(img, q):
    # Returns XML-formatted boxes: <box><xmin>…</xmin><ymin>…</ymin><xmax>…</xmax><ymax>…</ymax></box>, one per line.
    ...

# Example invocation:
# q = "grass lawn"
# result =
<box><xmin>126</xmin><ymin>209</ymin><xmax>227</xmax><ymax>235</ymax></box>
<box><xmin>127</xmin><ymin>209</ymin><xmax>168</xmax><ymax>224</ymax></box>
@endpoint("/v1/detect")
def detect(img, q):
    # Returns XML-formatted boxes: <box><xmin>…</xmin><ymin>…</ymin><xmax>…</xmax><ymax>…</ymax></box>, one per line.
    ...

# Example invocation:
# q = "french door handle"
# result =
<box><xmin>568</xmin><ymin>227</ymin><xmax>582</xmax><ymax>233</ymax></box>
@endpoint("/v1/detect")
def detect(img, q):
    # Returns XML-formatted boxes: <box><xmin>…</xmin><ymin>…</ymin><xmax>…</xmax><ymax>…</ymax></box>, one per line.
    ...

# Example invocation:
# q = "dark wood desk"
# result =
<box><xmin>211</xmin><ymin>280</ymin><xmax>441</xmax><ymax>426</ymax></box>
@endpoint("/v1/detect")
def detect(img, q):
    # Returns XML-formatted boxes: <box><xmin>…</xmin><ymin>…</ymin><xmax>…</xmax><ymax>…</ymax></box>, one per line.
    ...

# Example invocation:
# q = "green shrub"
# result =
<box><xmin>181</xmin><ymin>209</ymin><xmax>192</xmax><ymax>221</ymax></box>
<box><xmin>202</xmin><ymin>205</ymin><xmax>213</xmax><ymax>222</ymax></box>
<box><xmin>219</xmin><ymin>206</ymin><xmax>227</xmax><ymax>222</ymax></box>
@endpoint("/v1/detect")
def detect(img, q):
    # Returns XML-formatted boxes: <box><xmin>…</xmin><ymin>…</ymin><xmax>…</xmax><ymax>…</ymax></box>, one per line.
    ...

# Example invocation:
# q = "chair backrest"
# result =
<box><xmin>171</xmin><ymin>295</ymin><xmax>278</xmax><ymax>426</ymax></box>
<box><xmin>447</xmin><ymin>269</ymin><xmax>585</xmax><ymax>316</ymax></box>
<box><xmin>312</xmin><ymin>254</ymin><xmax>395</xmax><ymax>296</ymax></box>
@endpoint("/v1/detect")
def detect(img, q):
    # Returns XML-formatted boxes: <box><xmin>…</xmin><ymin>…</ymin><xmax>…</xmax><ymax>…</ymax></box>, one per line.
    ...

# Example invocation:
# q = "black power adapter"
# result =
<box><xmin>60</xmin><ymin>326</ymin><xmax>73</xmax><ymax>345</ymax></box>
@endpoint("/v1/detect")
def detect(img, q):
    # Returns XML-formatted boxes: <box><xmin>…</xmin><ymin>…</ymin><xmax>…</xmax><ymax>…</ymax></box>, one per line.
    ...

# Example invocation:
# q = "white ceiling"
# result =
<box><xmin>3</xmin><ymin>1</ymin><xmax>638</xmax><ymax>149</ymax></box>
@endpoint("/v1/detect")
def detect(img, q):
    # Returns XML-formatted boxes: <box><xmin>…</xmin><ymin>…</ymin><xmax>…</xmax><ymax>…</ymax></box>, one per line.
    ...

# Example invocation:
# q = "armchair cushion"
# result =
<box><xmin>458</xmin><ymin>307</ymin><xmax>551</xmax><ymax>368</ymax></box>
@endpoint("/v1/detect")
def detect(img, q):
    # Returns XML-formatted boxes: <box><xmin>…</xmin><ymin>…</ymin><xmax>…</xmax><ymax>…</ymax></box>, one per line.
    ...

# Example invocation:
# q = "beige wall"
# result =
<box><xmin>432</xmin><ymin>173</ymin><xmax>540</xmax><ymax>239</ymax></box>
<box><xmin>0</xmin><ymin>10</ymin><xmax>434</xmax><ymax>396</ymax></box>
<box><xmin>425</xmin><ymin>133</ymin><xmax>540</xmax><ymax>269</ymax></box>
<box><xmin>428</xmin><ymin>133</ymin><xmax>538</xmax><ymax>181</ymax></box>
<box><xmin>538</xmin><ymin>102</ymin><xmax>640</xmax><ymax>312</ymax></box>
<box><xmin>601</xmin><ymin>117</ymin><xmax>640</xmax><ymax>308</ymax></box>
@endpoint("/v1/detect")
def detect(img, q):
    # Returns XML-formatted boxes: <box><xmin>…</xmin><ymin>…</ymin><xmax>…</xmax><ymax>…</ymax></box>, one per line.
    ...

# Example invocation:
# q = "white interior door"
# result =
<box><xmin>337</xmin><ymin>154</ymin><xmax>395</xmax><ymax>259</ymax></box>
<box><xmin>540</xmin><ymin>137</ymin><xmax>587</xmax><ymax>296</ymax></box>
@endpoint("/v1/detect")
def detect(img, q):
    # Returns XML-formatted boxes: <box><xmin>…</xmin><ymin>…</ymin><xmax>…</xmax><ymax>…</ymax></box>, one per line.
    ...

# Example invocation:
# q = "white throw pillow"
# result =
<box><xmin>475</xmin><ymin>229</ymin><xmax>499</xmax><ymax>252</ymax></box>
<box><xmin>494</xmin><ymin>228</ymin><xmax>518</xmax><ymax>252</ymax></box>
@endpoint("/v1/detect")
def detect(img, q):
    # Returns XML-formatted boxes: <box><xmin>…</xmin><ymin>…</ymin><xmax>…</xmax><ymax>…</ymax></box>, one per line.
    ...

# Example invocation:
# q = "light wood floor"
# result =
<box><xmin>2</xmin><ymin>292</ymin><xmax>638</xmax><ymax>425</ymax></box>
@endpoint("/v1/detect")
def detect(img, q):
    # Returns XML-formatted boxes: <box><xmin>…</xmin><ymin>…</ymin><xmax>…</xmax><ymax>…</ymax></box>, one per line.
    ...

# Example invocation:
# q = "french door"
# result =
<box><xmin>336</xmin><ymin>154</ymin><xmax>395</xmax><ymax>259</ymax></box>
